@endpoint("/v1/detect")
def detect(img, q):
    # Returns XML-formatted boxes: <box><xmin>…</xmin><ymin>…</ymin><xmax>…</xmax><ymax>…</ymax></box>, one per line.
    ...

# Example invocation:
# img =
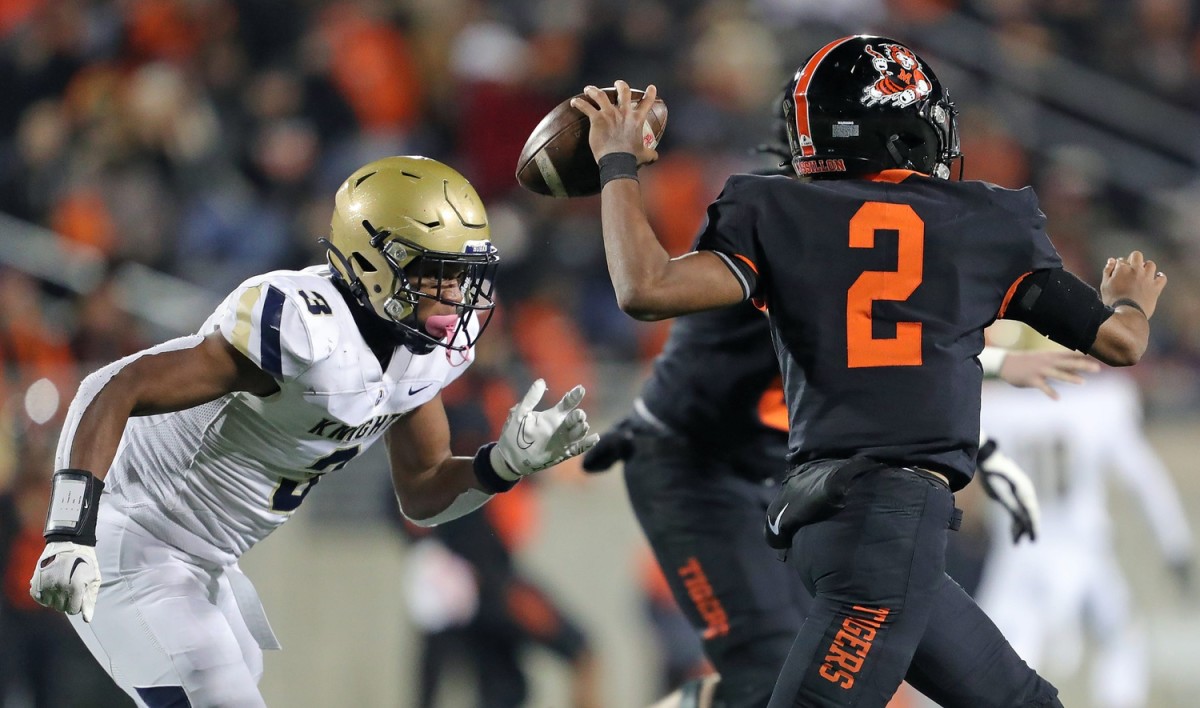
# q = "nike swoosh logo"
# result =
<box><xmin>516</xmin><ymin>416</ymin><xmax>536</xmax><ymax>450</ymax></box>
<box><xmin>69</xmin><ymin>557</ymin><xmax>87</xmax><ymax>583</ymax></box>
<box><xmin>767</xmin><ymin>503</ymin><xmax>789</xmax><ymax>536</ymax></box>
<box><xmin>408</xmin><ymin>383</ymin><xmax>433</xmax><ymax>396</ymax></box>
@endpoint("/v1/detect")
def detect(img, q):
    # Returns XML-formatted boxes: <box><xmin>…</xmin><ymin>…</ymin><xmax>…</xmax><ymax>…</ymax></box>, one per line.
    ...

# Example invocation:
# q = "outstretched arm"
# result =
<box><xmin>983</xmin><ymin>347</ymin><xmax>1099</xmax><ymax>400</ymax></box>
<box><xmin>32</xmin><ymin>333</ymin><xmax>278</xmax><ymax>622</ymax></box>
<box><xmin>1001</xmin><ymin>252</ymin><xmax>1166</xmax><ymax>368</ymax></box>
<box><xmin>60</xmin><ymin>334</ymin><xmax>277</xmax><ymax>479</ymax></box>
<box><xmin>387</xmin><ymin>380</ymin><xmax>598</xmax><ymax>525</ymax></box>
<box><xmin>572</xmin><ymin>81</ymin><xmax>745</xmax><ymax>320</ymax></box>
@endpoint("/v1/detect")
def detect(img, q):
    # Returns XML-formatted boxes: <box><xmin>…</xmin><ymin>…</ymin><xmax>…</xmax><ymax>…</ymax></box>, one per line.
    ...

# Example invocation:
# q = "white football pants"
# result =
<box><xmin>67</xmin><ymin>504</ymin><xmax>274</xmax><ymax>708</ymax></box>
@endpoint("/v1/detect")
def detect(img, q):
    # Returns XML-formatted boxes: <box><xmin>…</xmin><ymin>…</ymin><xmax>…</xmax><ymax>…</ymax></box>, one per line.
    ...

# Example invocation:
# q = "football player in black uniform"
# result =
<box><xmin>583</xmin><ymin>303</ymin><xmax>1093</xmax><ymax>708</ymax></box>
<box><xmin>572</xmin><ymin>35</ymin><xmax>1166</xmax><ymax>708</ymax></box>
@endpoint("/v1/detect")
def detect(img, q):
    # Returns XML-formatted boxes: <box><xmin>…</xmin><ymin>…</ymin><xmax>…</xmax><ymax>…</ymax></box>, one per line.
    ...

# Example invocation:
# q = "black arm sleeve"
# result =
<box><xmin>1002</xmin><ymin>268</ymin><xmax>1114</xmax><ymax>352</ymax></box>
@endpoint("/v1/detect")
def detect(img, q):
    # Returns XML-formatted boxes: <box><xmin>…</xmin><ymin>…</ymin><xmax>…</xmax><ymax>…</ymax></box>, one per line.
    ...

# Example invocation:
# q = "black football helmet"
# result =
<box><xmin>781</xmin><ymin>35</ymin><xmax>961</xmax><ymax>180</ymax></box>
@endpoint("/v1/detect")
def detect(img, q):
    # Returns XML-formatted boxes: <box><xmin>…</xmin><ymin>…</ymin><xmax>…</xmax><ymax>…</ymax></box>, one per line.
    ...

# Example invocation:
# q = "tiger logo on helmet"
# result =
<box><xmin>781</xmin><ymin>35</ymin><xmax>960</xmax><ymax>180</ymax></box>
<box><xmin>862</xmin><ymin>43</ymin><xmax>932</xmax><ymax>108</ymax></box>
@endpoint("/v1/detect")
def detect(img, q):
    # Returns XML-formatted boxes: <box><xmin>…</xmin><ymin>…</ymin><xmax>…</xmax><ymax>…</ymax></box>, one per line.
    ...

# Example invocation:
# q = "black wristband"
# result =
<box><xmin>44</xmin><ymin>469</ymin><xmax>104</xmax><ymax>546</ymax></box>
<box><xmin>598</xmin><ymin>152</ymin><xmax>639</xmax><ymax>188</ymax></box>
<box><xmin>473</xmin><ymin>443</ymin><xmax>517</xmax><ymax>494</ymax></box>
<box><xmin>1111</xmin><ymin>298</ymin><xmax>1148</xmax><ymax>318</ymax></box>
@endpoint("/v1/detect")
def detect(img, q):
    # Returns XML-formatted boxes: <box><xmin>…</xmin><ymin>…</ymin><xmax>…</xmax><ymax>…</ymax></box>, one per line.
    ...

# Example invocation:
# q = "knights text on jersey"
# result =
<box><xmin>696</xmin><ymin>171</ymin><xmax>1062</xmax><ymax>488</ymax></box>
<box><xmin>102</xmin><ymin>266</ymin><xmax>475</xmax><ymax>564</ymax></box>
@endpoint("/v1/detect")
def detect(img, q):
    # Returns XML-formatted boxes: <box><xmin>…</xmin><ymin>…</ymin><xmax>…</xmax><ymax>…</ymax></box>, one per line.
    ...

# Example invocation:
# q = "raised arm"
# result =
<box><xmin>1091</xmin><ymin>251</ymin><xmax>1166</xmax><ymax>365</ymax></box>
<box><xmin>572</xmin><ymin>81</ymin><xmax>745</xmax><ymax>320</ymax></box>
<box><xmin>1001</xmin><ymin>251</ymin><xmax>1166</xmax><ymax>368</ymax></box>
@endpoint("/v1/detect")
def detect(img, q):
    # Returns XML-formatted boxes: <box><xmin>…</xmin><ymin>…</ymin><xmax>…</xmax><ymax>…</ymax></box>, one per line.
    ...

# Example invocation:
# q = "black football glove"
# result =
<box><xmin>976</xmin><ymin>437</ymin><xmax>1040</xmax><ymax>544</ymax></box>
<box><xmin>580</xmin><ymin>420</ymin><xmax>636</xmax><ymax>473</ymax></box>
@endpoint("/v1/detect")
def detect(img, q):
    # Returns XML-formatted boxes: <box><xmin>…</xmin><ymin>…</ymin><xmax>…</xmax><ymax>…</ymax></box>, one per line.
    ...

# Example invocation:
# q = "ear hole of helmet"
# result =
<box><xmin>351</xmin><ymin>252</ymin><xmax>377</xmax><ymax>273</ymax></box>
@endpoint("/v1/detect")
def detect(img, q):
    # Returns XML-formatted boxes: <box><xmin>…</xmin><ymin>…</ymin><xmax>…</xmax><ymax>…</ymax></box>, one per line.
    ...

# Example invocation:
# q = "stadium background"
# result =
<box><xmin>1</xmin><ymin>0</ymin><xmax>1198</xmax><ymax>705</ymax></box>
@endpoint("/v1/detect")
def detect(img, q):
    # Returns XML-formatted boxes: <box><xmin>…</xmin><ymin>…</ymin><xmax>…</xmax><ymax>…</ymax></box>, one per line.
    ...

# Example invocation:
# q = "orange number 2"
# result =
<box><xmin>846</xmin><ymin>202</ymin><xmax>925</xmax><ymax>368</ymax></box>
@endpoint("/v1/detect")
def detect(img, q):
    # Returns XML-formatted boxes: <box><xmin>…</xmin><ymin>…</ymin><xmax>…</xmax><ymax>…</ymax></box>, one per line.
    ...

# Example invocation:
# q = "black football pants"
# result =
<box><xmin>624</xmin><ymin>431</ymin><xmax>811</xmax><ymax>708</ymax></box>
<box><xmin>767</xmin><ymin>465</ymin><xmax>1062</xmax><ymax>708</ymax></box>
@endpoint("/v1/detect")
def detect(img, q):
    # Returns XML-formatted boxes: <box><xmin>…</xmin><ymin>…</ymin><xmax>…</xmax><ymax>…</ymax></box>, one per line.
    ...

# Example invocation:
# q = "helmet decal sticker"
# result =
<box><xmin>862</xmin><ymin>44</ymin><xmax>932</xmax><ymax>108</ymax></box>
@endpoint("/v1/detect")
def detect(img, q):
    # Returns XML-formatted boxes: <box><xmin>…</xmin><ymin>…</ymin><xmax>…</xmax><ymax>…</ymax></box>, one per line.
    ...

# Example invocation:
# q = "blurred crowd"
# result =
<box><xmin>3</xmin><ymin>0</ymin><xmax>1200</xmax><ymax>424</ymax></box>
<box><xmin>3</xmin><ymin>1</ymin><xmax>1200</xmax><ymax>705</ymax></box>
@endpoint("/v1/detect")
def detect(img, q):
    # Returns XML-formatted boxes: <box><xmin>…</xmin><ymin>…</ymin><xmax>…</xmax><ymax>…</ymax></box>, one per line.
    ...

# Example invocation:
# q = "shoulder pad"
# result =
<box><xmin>212</xmin><ymin>271</ymin><xmax>341</xmax><ymax>381</ymax></box>
<box><xmin>971</xmin><ymin>182</ymin><xmax>1042</xmax><ymax>217</ymax></box>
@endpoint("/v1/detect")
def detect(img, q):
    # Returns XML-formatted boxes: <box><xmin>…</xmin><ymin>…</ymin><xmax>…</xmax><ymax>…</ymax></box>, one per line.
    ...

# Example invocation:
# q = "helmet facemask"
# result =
<box><xmin>325</xmin><ymin>219</ymin><xmax>498</xmax><ymax>354</ymax></box>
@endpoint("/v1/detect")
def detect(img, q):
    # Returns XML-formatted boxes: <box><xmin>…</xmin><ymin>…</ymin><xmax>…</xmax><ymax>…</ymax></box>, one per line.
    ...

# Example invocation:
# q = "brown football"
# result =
<box><xmin>516</xmin><ymin>87</ymin><xmax>667</xmax><ymax>198</ymax></box>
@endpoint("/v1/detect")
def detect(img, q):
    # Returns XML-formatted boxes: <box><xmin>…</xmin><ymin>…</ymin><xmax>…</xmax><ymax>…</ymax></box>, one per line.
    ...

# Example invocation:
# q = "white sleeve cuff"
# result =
<box><xmin>404</xmin><ymin>488</ymin><xmax>494</xmax><ymax>528</ymax></box>
<box><xmin>979</xmin><ymin>347</ymin><xmax>1008</xmax><ymax>378</ymax></box>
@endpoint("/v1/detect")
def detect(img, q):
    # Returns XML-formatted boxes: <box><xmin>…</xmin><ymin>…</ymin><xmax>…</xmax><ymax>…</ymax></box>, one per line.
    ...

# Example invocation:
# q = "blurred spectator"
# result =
<box><xmin>0</xmin><ymin>0</ymin><xmax>1195</xmax><ymax>403</ymax></box>
<box><xmin>68</xmin><ymin>270</ymin><xmax>147</xmax><ymax>367</ymax></box>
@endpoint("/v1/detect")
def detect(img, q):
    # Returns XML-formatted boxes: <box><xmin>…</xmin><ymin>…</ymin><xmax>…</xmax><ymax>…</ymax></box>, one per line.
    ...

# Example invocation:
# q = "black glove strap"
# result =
<box><xmin>473</xmin><ymin>443</ymin><xmax>517</xmax><ymax>495</ymax></box>
<box><xmin>44</xmin><ymin>469</ymin><xmax>104</xmax><ymax>546</ymax></box>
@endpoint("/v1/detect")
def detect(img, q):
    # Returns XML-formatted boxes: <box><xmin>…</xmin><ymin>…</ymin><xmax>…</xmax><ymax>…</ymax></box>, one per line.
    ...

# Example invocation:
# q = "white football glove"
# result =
<box><xmin>29</xmin><ymin>541</ymin><xmax>101</xmax><ymax>622</ymax></box>
<box><xmin>977</xmin><ymin>437</ymin><xmax>1040</xmax><ymax>544</ymax></box>
<box><xmin>491</xmin><ymin>379</ymin><xmax>600</xmax><ymax>480</ymax></box>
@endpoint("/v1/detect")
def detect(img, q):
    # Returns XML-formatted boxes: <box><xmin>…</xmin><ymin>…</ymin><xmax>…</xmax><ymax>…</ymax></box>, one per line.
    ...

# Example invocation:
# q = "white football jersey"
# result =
<box><xmin>103</xmin><ymin>266</ymin><xmax>475</xmax><ymax>565</ymax></box>
<box><xmin>975</xmin><ymin>373</ymin><xmax>1191</xmax><ymax>707</ymax></box>
<box><xmin>979</xmin><ymin>372</ymin><xmax>1191</xmax><ymax>556</ymax></box>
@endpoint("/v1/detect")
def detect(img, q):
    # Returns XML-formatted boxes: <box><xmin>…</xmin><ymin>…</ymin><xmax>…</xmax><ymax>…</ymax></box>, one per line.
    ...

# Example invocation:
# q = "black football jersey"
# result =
<box><xmin>639</xmin><ymin>301</ymin><xmax>789</xmax><ymax>479</ymax></box>
<box><xmin>696</xmin><ymin>170</ymin><xmax>1062</xmax><ymax>489</ymax></box>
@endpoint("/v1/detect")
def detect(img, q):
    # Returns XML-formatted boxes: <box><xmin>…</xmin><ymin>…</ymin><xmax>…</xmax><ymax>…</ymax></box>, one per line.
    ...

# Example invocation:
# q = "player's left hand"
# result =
<box><xmin>571</xmin><ymin>80</ymin><xmax>660</xmax><ymax>166</ymax></box>
<box><xmin>977</xmin><ymin>442</ymin><xmax>1040</xmax><ymax>544</ymax></box>
<box><xmin>581</xmin><ymin>420</ymin><xmax>636</xmax><ymax>473</ymax></box>
<box><xmin>29</xmin><ymin>541</ymin><xmax>101</xmax><ymax>622</ymax></box>
<box><xmin>998</xmin><ymin>349</ymin><xmax>1099</xmax><ymax>400</ymax></box>
<box><xmin>491</xmin><ymin>379</ymin><xmax>600</xmax><ymax>480</ymax></box>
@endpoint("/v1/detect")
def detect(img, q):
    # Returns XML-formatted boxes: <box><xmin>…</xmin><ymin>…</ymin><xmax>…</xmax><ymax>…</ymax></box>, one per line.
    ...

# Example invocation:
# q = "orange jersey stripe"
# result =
<box><xmin>732</xmin><ymin>253</ymin><xmax>759</xmax><ymax>274</ymax></box>
<box><xmin>998</xmin><ymin>271</ymin><xmax>1032</xmax><ymax>319</ymax></box>
<box><xmin>866</xmin><ymin>169</ymin><xmax>918</xmax><ymax>183</ymax></box>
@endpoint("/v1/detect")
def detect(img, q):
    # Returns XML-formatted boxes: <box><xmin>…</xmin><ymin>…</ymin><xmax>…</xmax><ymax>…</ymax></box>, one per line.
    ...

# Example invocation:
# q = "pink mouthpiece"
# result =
<box><xmin>425</xmin><ymin>314</ymin><xmax>459</xmax><ymax>340</ymax></box>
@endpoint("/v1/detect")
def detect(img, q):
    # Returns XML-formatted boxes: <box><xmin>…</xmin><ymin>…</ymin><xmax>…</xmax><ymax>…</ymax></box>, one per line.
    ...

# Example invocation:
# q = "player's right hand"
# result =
<box><xmin>1101</xmin><ymin>250</ymin><xmax>1166</xmax><ymax>318</ymax></box>
<box><xmin>581</xmin><ymin>421</ymin><xmax>636</xmax><ymax>473</ymax></box>
<box><xmin>29</xmin><ymin>541</ymin><xmax>101</xmax><ymax>622</ymax></box>
<box><xmin>491</xmin><ymin>379</ymin><xmax>600</xmax><ymax>481</ymax></box>
<box><xmin>571</xmin><ymin>80</ymin><xmax>660</xmax><ymax>166</ymax></box>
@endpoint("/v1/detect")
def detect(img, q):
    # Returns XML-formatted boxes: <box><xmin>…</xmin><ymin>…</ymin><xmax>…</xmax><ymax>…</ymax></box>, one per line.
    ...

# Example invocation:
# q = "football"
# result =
<box><xmin>516</xmin><ymin>87</ymin><xmax>667</xmax><ymax>198</ymax></box>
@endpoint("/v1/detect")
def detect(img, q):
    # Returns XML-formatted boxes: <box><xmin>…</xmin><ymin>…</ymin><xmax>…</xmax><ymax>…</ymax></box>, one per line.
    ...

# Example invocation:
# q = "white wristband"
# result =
<box><xmin>979</xmin><ymin>347</ymin><xmax>1007</xmax><ymax>377</ymax></box>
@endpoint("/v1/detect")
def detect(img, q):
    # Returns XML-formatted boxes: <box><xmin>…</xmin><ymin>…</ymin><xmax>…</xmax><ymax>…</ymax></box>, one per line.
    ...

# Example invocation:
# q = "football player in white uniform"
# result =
<box><xmin>26</xmin><ymin>156</ymin><xmax>599</xmax><ymax>708</ymax></box>
<box><xmin>977</xmin><ymin>366</ymin><xmax>1193</xmax><ymax>708</ymax></box>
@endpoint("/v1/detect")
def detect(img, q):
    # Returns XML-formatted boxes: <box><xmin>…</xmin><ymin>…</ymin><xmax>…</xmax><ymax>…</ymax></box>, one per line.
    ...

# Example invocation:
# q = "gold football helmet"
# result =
<box><xmin>323</xmin><ymin>156</ymin><xmax>498</xmax><ymax>352</ymax></box>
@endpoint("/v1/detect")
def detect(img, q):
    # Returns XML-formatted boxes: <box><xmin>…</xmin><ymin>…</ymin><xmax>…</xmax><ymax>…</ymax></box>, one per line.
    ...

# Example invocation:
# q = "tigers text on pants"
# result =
<box><xmin>767</xmin><ymin>465</ymin><xmax>1061</xmax><ymax>708</ymax></box>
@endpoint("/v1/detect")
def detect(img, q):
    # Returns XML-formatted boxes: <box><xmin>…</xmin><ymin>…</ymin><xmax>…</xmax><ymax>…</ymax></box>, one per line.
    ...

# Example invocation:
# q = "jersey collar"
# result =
<box><xmin>864</xmin><ymin>169</ymin><xmax>921</xmax><ymax>183</ymax></box>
